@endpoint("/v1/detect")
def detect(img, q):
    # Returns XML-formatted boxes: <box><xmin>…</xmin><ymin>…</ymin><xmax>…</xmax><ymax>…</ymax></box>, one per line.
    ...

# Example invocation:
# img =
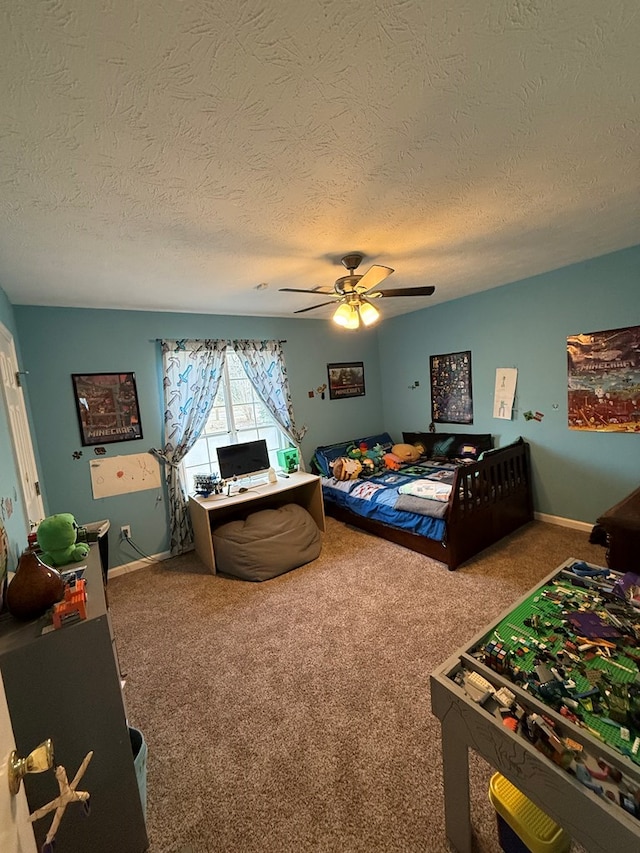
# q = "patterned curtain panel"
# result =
<box><xmin>233</xmin><ymin>340</ymin><xmax>307</xmax><ymax>468</ymax></box>
<box><xmin>152</xmin><ymin>340</ymin><xmax>227</xmax><ymax>554</ymax></box>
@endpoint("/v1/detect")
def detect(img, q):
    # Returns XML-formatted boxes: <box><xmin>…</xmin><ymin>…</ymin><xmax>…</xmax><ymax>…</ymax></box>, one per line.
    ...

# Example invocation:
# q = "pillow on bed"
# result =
<box><xmin>311</xmin><ymin>441</ymin><xmax>354</xmax><ymax>476</ymax></box>
<box><xmin>402</xmin><ymin>432</ymin><xmax>455</xmax><ymax>460</ymax></box>
<box><xmin>355</xmin><ymin>432</ymin><xmax>395</xmax><ymax>453</ymax></box>
<box><xmin>403</xmin><ymin>432</ymin><xmax>493</xmax><ymax>461</ymax></box>
<box><xmin>450</xmin><ymin>434</ymin><xmax>493</xmax><ymax>461</ymax></box>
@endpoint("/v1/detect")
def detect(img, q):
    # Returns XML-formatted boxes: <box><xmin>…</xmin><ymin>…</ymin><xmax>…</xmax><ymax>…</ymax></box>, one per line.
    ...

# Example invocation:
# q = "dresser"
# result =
<box><xmin>596</xmin><ymin>484</ymin><xmax>640</xmax><ymax>571</ymax></box>
<box><xmin>0</xmin><ymin>545</ymin><xmax>148</xmax><ymax>852</ymax></box>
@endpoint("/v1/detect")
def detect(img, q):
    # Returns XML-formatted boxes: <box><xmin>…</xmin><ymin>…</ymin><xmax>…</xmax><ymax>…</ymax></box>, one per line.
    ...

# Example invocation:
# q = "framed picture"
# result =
<box><xmin>430</xmin><ymin>351</ymin><xmax>474</xmax><ymax>424</ymax></box>
<box><xmin>71</xmin><ymin>372</ymin><xmax>143</xmax><ymax>446</ymax></box>
<box><xmin>327</xmin><ymin>362</ymin><xmax>366</xmax><ymax>400</ymax></box>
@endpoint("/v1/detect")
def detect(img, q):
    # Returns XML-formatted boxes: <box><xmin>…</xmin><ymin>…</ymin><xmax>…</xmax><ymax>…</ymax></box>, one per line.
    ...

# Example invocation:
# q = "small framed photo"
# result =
<box><xmin>327</xmin><ymin>362</ymin><xmax>366</xmax><ymax>400</ymax></box>
<box><xmin>72</xmin><ymin>372</ymin><xmax>143</xmax><ymax>446</ymax></box>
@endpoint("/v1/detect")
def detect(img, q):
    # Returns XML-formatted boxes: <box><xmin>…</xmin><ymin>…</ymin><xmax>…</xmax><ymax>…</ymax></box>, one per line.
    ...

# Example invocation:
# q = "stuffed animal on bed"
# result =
<box><xmin>345</xmin><ymin>441</ymin><xmax>385</xmax><ymax>475</ymax></box>
<box><xmin>331</xmin><ymin>457</ymin><xmax>363</xmax><ymax>481</ymax></box>
<box><xmin>383</xmin><ymin>452</ymin><xmax>402</xmax><ymax>470</ymax></box>
<box><xmin>37</xmin><ymin>513</ymin><xmax>90</xmax><ymax>567</ymax></box>
<box><xmin>391</xmin><ymin>443</ymin><xmax>423</xmax><ymax>464</ymax></box>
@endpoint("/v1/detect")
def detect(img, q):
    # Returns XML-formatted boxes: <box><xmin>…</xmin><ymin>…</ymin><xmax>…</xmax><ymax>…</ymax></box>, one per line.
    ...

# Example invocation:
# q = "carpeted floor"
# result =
<box><xmin>108</xmin><ymin>518</ymin><xmax>606</xmax><ymax>853</ymax></box>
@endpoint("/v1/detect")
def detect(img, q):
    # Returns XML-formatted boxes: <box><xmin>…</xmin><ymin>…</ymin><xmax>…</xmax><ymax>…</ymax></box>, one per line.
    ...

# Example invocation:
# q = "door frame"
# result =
<box><xmin>0</xmin><ymin>322</ymin><xmax>45</xmax><ymax>531</ymax></box>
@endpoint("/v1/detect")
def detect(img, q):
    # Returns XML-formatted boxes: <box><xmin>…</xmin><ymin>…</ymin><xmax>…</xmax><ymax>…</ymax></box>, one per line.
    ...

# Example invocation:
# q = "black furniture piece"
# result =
<box><xmin>0</xmin><ymin>544</ymin><xmax>148</xmax><ymax>852</ymax></box>
<box><xmin>597</xmin><ymin>485</ymin><xmax>640</xmax><ymax>571</ymax></box>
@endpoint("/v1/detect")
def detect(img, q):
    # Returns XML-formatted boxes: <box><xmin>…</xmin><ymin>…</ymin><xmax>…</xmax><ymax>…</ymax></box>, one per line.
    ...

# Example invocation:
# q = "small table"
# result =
<box><xmin>597</xmin><ymin>485</ymin><xmax>640</xmax><ymax>571</ymax></box>
<box><xmin>188</xmin><ymin>471</ymin><xmax>325</xmax><ymax>573</ymax></box>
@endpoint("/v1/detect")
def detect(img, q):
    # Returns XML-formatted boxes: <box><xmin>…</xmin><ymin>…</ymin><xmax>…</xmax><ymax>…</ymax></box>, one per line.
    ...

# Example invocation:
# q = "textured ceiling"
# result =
<box><xmin>1</xmin><ymin>1</ymin><xmax>639</xmax><ymax>321</ymax></box>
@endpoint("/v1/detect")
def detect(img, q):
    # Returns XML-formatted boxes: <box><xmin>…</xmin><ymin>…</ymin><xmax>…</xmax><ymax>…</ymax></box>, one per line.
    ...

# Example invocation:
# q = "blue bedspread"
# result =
<box><xmin>321</xmin><ymin>466</ymin><xmax>453</xmax><ymax>541</ymax></box>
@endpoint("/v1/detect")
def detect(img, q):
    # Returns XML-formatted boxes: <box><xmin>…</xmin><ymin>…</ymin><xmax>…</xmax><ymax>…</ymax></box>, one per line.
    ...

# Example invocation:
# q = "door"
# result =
<box><xmin>0</xmin><ymin>323</ymin><xmax>45</xmax><ymax>529</ymax></box>
<box><xmin>0</xmin><ymin>672</ymin><xmax>38</xmax><ymax>853</ymax></box>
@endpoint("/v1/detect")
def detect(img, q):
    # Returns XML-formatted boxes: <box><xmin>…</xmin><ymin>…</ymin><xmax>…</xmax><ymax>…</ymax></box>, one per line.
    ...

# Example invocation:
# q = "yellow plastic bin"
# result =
<box><xmin>488</xmin><ymin>773</ymin><xmax>571</xmax><ymax>853</ymax></box>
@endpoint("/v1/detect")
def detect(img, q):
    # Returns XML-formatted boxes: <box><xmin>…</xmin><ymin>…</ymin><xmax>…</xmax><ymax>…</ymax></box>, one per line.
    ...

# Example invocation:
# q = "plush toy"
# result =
<box><xmin>391</xmin><ymin>443</ymin><xmax>423</xmax><ymax>464</ymax></box>
<box><xmin>37</xmin><ymin>513</ymin><xmax>90</xmax><ymax>568</ymax></box>
<box><xmin>383</xmin><ymin>452</ymin><xmax>402</xmax><ymax>470</ymax></box>
<box><xmin>345</xmin><ymin>441</ymin><xmax>385</xmax><ymax>475</ymax></box>
<box><xmin>331</xmin><ymin>457</ymin><xmax>363</xmax><ymax>481</ymax></box>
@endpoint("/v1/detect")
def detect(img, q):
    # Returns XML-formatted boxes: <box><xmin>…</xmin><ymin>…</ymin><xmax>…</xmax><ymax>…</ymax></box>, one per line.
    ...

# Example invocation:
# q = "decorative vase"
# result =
<box><xmin>6</xmin><ymin>550</ymin><xmax>65</xmax><ymax>621</ymax></box>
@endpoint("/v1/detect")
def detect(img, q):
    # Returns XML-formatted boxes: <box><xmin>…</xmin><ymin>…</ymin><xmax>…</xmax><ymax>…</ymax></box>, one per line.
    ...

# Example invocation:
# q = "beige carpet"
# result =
<box><xmin>108</xmin><ymin>518</ymin><xmax>606</xmax><ymax>853</ymax></box>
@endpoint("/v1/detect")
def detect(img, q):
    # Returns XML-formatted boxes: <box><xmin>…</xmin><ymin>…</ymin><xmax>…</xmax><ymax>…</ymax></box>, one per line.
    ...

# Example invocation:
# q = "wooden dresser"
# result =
<box><xmin>596</xmin><ymin>485</ymin><xmax>640</xmax><ymax>571</ymax></box>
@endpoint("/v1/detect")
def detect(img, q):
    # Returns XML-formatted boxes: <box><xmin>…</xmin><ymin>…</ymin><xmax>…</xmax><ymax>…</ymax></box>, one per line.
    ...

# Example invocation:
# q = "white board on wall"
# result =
<box><xmin>90</xmin><ymin>453</ymin><xmax>161</xmax><ymax>499</ymax></box>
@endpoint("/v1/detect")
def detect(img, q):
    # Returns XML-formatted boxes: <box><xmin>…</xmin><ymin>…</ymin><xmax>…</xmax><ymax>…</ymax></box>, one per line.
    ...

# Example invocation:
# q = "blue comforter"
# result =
<box><xmin>321</xmin><ymin>466</ymin><xmax>455</xmax><ymax>542</ymax></box>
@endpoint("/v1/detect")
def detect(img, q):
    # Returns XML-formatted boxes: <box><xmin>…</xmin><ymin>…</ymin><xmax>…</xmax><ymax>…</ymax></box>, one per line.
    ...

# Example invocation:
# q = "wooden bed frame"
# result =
<box><xmin>321</xmin><ymin>440</ymin><xmax>534</xmax><ymax>570</ymax></box>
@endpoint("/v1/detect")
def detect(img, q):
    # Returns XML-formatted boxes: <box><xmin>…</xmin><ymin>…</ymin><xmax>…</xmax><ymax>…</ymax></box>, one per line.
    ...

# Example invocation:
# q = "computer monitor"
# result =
<box><xmin>216</xmin><ymin>439</ymin><xmax>271</xmax><ymax>481</ymax></box>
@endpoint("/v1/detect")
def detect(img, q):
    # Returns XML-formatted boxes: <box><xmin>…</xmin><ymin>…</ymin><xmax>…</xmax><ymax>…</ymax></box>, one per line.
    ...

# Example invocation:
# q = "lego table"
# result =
<box><xmin>430</xmin><ymin>559</ymin><xmax>640</xmax><ymax>853</ymax></box>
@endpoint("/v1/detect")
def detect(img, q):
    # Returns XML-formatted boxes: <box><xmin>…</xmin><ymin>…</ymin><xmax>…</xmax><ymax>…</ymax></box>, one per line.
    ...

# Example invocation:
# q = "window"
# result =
<box><xmin>182</xmin><ymin>350</ymin><xmax>288</xmax><ymax>489</ymax></box>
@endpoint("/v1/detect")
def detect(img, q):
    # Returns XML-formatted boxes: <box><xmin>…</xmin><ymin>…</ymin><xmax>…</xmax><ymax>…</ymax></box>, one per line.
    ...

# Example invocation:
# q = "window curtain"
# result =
<box><xmin>152</xmin><ymin>339</ymin><xmax>227</xmax><ymax>554</ymax></box>
<box><xmin>233</xmin><ymin>340</ymin><xmax>307</xmax><ymax>468</ymax></box>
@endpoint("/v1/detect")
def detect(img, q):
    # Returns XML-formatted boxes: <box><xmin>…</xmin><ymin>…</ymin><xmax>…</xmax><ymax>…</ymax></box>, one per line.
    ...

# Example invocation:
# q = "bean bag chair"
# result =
<box><xmin>212</xmin><ymin>503</ymin><xmax>322</xmax><ymax>581</ymax></box>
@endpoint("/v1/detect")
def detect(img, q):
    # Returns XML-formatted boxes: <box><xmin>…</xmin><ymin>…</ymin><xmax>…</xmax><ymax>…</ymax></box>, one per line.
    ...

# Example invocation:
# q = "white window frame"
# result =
<box><xmin>182</xmin><ymin>351</ymin><xmax>288</xmax><ymax>489</ymax></box>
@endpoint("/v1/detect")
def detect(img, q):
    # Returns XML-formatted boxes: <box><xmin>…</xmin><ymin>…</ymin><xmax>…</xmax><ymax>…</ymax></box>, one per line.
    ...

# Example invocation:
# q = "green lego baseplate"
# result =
<box><xmin>471</xmin><ymin>558</ymin><xmax>640</xmax><ymax>764</ymax></box>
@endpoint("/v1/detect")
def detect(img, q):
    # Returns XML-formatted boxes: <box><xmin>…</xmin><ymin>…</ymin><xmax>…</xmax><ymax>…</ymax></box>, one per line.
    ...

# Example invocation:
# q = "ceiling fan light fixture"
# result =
<box><xmin>332</xmin><ymin>302</ymin><xmax>360</xmax><ymax>329</ymax></box>
<box><xmin>358</xmin><ymin>299</ymin><xmax>380</xmax><ymax>326</ymax></box>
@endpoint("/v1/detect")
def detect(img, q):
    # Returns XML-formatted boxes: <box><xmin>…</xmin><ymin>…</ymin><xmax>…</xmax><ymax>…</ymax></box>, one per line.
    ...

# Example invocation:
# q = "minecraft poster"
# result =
<box><xmin>567</xmin><ymin>325</ymin><xmax>640</xmax><ymax>432</ymax></box>
<box><xmin>430</xmin><ymin>350</ymin><xmax>473</xmax><ymax>424</ymax></box>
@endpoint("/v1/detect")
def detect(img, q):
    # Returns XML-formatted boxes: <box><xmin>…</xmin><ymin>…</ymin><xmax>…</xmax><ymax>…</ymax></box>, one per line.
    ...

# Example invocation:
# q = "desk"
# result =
<box><xmin>188</xmin><ymin>471</ymin><xmax>325</xmax><ymax>573</ymax></box>
<box><xmin>430</xmin><ymin>560</ymin><xmax>640</xmax><ymax>853</ymax></box>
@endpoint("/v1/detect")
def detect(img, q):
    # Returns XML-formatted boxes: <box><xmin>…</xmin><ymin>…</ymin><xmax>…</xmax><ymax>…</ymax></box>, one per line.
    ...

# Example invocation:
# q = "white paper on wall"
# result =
<box><xmin>493</xmin><ymin>368</ymin><xmax>518</xmax><ymax>419</ymax></box>
<box><xmin>90</xmin><ymin>453</ymin><xmax>161</xmax><ymax>499</ymax></box>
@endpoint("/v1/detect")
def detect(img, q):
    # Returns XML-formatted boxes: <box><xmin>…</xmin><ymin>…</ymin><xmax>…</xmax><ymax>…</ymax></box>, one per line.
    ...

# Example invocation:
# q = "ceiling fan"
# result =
<box><xmin>279</xmin><ymin>253</ymin><xmax>435</xmax><ymax>329</ymax></box>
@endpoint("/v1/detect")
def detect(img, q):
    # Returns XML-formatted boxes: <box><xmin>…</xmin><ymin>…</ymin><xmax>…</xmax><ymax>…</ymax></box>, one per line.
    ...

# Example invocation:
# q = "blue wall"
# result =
<box><xmin>0</xmin><ymin>287</ymin><xmax>32</xmax><ymax>570</ymax></box>
<box><xmin>13</xmin><ymin>307</ymin><xmax>382</xmax><ymax>566</ymax></box>
<box><xmin>7</xmin><ymin>244</ymin><xmax>640</xmax><ymax>568</ymax></box>
<box><xmin>378</xmin><ymin>245</ymin><xmax>640</xmax><ymax>522</ymax></box>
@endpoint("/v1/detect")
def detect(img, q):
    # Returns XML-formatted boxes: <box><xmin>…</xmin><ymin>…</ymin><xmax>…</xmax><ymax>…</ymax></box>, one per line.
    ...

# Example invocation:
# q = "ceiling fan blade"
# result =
<box><xmin>293</xmin><ymin>300</ymin><xmax>339</xmax><ymax>314</ymax></box>
<box><xmin>357</xmin><ymin>265</ymin><xmax>394</xmax><ymax>293</ymax></box>
<box><xmin>374</xmin><ymin>286</ymin><xmax>436</xmax><ymax>298</ymax></box>
<box><xmin>279</xmin><ymin>287</ymin><xmax>332</xmax><ymax>295</ymax></box>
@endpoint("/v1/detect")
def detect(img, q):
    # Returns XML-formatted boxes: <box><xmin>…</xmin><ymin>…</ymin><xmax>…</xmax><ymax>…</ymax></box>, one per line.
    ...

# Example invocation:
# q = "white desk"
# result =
<box><xmin>430</xmin><ymin>560</ymin><xmax>640</xmax><ymax>853</ymax></box>
<box><xmin>188</xmin><ymin>471</ymin><xmax>325</xmax><ymax>573</ymax></box>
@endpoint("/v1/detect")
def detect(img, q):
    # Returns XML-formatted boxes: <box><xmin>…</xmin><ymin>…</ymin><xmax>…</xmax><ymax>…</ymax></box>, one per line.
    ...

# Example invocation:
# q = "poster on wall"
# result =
<box><xmin>327</xmin><ymin>362</ymin><xmax>365</xmax><ymax>400</ymax></box>
<box><xmin>493</xmin><ymin>368</ymin><xmax>518</xmax><ymax>419</ymax></box>
<box><xmin>72</xmin><ymin>372</ymin><xmax>143</xmax><ymax>446</ymax></box>
<box><xmin>430</xmin><ymin>350</ymin><xmax>473</xmax><ymax>424</ymax></box>
<box><xmin>567</xmin><ymin>325</ymin><xmax>640</xmax><ymax>432</ymax></box>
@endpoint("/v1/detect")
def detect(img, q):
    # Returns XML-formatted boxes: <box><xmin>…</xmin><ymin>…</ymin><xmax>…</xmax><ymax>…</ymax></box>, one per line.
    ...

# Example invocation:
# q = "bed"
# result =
<box><xmin>311</xmin><ymin>431</ymin><xmax>534</xmax><ymax>570</ymax></box>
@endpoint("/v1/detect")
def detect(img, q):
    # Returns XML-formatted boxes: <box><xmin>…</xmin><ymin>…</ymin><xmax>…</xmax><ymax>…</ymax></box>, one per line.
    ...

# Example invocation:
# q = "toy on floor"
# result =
<box><xmin>37</xmin><ymin>513</ymin><xmax>90</xmax><ymax>567</ymax></box>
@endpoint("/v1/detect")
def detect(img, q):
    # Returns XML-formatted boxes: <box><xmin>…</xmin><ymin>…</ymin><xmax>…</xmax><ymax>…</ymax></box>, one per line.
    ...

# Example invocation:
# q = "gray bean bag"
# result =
<box><xmin>212</xmin><ymin>502</ymin><xmax>322</xmax><ymax>581</ymax></box>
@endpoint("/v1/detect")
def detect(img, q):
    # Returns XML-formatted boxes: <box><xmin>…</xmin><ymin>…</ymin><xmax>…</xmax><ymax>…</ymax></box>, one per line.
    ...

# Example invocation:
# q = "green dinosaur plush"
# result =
<box><xmin>37</xmin><ymin>513</ymin><xmax>90</xmax><ymax>567</ymax></box>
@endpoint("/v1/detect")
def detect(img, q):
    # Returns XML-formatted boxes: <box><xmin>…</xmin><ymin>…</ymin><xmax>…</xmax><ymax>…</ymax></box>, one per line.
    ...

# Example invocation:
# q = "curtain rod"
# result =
<box><xmin>151</xmin><ymin>338</ymin><xmax>287</xmax><ymax>344</ymax></box>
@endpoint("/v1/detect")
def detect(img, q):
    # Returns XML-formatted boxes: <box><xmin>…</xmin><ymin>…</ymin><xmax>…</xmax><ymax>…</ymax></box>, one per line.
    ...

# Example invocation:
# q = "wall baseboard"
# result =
<box><xmin>108</xmin><ymin>521</ymin><xmax>593</xmax><ymax>575</ymax></box>
<box><xmin>534</xmin><ymin>512</ymin><xmax>593</xmax><ymax>533</ymax></box>
<box><xmin>108</xmin><ymin>550</ymin><xmax>172</xmax><ymax>578</ymax></box>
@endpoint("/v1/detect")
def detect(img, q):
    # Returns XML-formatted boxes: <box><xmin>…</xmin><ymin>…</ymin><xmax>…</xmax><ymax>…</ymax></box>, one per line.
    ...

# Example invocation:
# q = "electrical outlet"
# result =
<box><xmin>120</xmin><ymin>524</ymin><xmax>131</xmax><ymax>540</ymax></box>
